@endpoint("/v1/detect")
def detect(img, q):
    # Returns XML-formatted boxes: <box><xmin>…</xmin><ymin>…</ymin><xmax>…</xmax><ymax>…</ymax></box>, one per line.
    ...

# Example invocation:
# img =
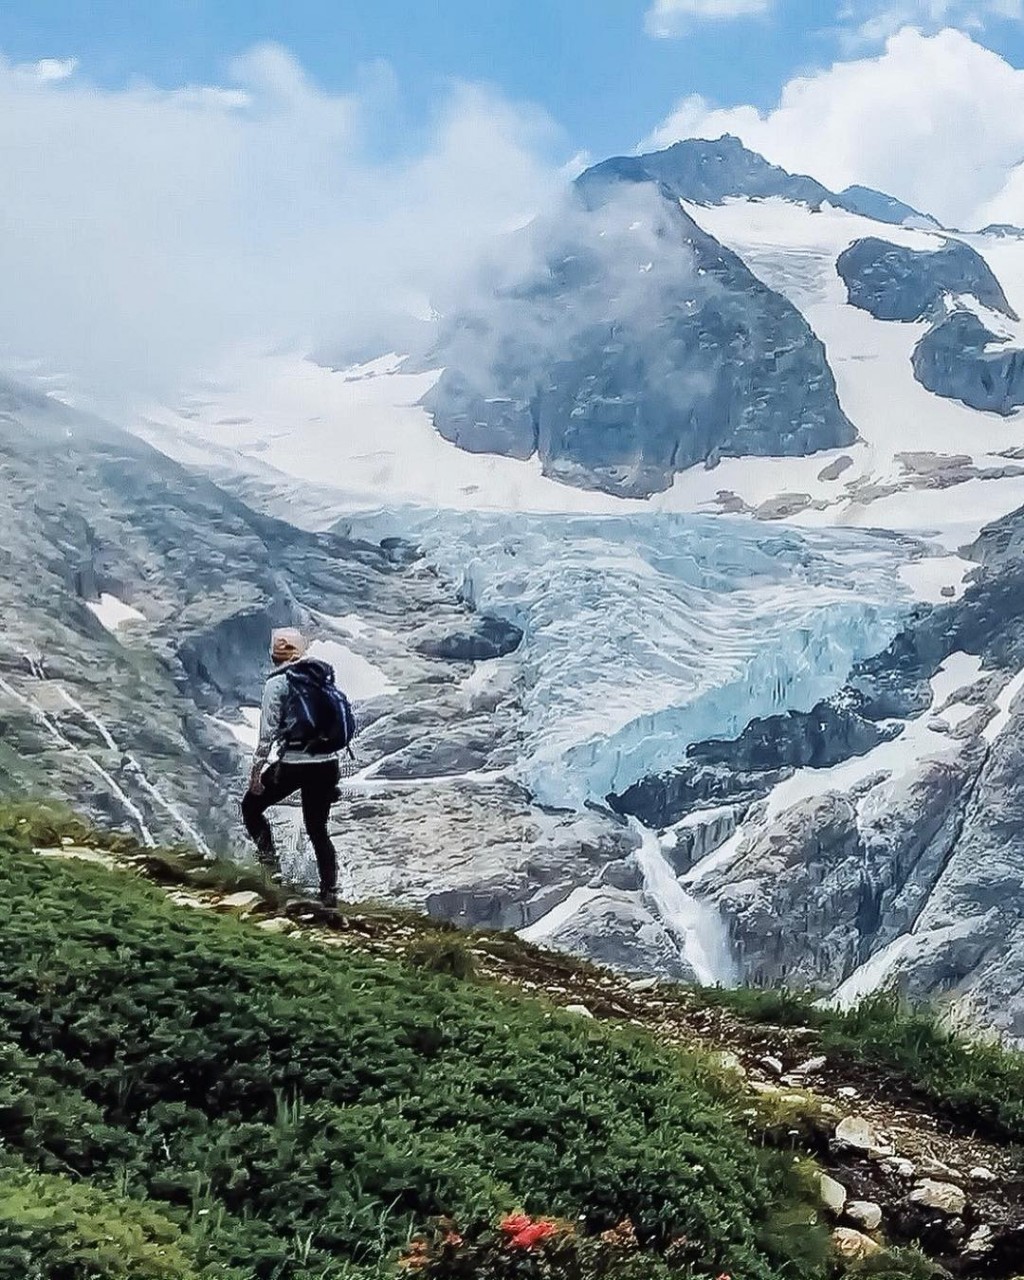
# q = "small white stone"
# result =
<box><xmin>760</xmin><ymin>1055</ymin><xmax>784</xmax><ymax>1075</ymax></box>
<box><xmin>217</xmin><ymin>890</ymin><xmax>264</xmax><ymax>914</ymax></box>
<box><xmin>254</xmin><ymin>917</ymin><xmax>294</xmax><ymax>934</ymax></box>
<box><xmin>834</xmin><ymin>1116</ymin><xmax>894</xmax><ymax>1157</ymax></box>
<box><xmin>564</xmin><ymin>1003</ymin><xmax>594</xmax><ymax>1019</ymax></box>
<box><xmin>965</xmin><ymin>1225</ymin><xmax>994</xmax><ymax>1255</ymax></box>
<box><xmin>846</xmin><ymin>1201</ymin><xmax>883</xmax><ymax>1232</ymax></box>
<box><xmin>837</xmin><ymin>1085</ymin><xmax>859</xmax><ymax>1099</ymax></box>
<box><xmin>969</xmin><ymin>1165</ymin><xmax>997</xmax><ymax>1184</ymax></box>
<box><xmin>819</xmin><ymin>1174</ymin><xmax>848</xmax><ymax>1216</ymax></box>
<box><xmin>712</xmin><ymin>1050</ymin><xmax>745</xmax><ymax>1075</ymax></box>
<box><xmin>795</xmin><ymin>1055</ymin><xmax>828</xmax><ymax>1075</ymax></box>
<box><xmin>881</xmin><ymin>1157</ymin><xmax>917</xmax><ymax>1180</ymax></box>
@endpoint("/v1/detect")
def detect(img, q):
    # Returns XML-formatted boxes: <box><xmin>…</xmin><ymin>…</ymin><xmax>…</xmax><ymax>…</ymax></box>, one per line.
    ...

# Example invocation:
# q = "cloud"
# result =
<box><xmin>838</xmin><ymin>1</ymin><xmax>1024</xmax><ymax>48</ymax></box>
<box><xmin>643</xmin><ymin>26</ymin><xmax>1024</xmax><ymax>228</ymax></box>
<box><xmin>645</xmin><ymin>0</ymin><xmax>774</xmax><ymax>38</ymax></box>
<box><xmin>0</xmin><ymin>45</ymin><xmax>567</xmax><ymax>413</ymax></box>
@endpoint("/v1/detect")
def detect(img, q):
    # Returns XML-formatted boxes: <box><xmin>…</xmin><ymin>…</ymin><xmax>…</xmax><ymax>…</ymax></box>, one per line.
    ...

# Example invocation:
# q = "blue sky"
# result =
<box><xmin>4</xmin><ymin>0</ymin><xmax>1024</xmax><ymax>163</ymax></box>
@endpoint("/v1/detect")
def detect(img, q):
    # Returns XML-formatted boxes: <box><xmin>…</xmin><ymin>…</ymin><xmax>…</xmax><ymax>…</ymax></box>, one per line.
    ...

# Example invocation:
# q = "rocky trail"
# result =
<box><xmin>34</xmin><ymin>835</ymin><xmax>1024</xmax><ymax>1277</ymax></box>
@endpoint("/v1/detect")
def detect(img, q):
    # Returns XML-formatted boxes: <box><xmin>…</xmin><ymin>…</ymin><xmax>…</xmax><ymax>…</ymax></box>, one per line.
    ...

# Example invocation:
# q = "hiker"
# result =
<box><xmin>242</xmin><ymin>628</ymin><xmax>356</xmax><ymax>907</ymax></box>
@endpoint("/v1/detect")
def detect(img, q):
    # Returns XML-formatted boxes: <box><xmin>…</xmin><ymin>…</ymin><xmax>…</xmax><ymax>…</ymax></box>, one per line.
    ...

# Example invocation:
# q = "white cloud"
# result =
<box><xmin>0</xmin><ymin>45</ymin><xmax>566</xmax><ymax>412</ymax></box>
<box><xmin>838</xmin><ymin>1</ymin><xmax>1024</xmax><ymax>48</ymax></box>
<box><xmin>643</xmin><ymin>26</ymin><xmax>1024</xmax><ymax>228</ymax></box>
<box><xmin>23</xmin><ymin>56</ymin><xmax>78</xmax><ymax>82</ymax></box>
<box><xmin>645</xmin><ymin>0</ymin><xmax>774</xmax><ymax>38</ymax></box>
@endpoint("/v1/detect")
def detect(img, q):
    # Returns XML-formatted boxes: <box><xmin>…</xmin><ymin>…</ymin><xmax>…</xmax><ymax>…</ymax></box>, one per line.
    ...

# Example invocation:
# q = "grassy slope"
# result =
<box><xmin>0</xmin><ymin>820</ymin><xmax>829</xmax><ymax>1280</ymax></box>
<box><xmin>690</xmin><ymin>985</ymin><xmax>1024</xmax><ymax>1147</ymax></box>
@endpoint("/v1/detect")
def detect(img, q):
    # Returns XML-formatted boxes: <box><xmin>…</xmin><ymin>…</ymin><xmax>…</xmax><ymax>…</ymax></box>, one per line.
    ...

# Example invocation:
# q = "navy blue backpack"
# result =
<box><xmin>275</xmin><ymin>659</ymin><xmax>357</xmax><ymax>756</ymax></box>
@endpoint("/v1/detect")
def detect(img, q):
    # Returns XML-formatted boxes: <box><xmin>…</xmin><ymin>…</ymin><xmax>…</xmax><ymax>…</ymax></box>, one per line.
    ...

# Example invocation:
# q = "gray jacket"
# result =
<box><xmin>252</xmin><ymin>662</ymin><xmax>340</xmax><ymax>771</ymax></box>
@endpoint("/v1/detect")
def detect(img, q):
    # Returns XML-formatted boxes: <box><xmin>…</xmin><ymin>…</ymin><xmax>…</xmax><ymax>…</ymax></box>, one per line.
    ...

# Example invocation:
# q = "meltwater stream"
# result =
<box><xmin>632</xmin><ymin>820</ymin><xmax>737</xmax><ymax>987</ymax></box>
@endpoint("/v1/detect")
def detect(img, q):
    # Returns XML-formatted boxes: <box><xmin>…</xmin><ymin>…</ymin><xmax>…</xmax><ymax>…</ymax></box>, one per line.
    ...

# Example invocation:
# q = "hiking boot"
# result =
<box><xmin>255</xmin><ymin>837</ymin><xmax>277</xmax><ymax>870</ymax></box>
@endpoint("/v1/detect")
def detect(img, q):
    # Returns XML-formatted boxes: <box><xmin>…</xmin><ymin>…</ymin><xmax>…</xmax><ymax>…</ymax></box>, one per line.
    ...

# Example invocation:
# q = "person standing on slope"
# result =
<box><xmin>242</xmin><ymin>627</ymin><xmax>356</xmax><ymax>907</ymax></box>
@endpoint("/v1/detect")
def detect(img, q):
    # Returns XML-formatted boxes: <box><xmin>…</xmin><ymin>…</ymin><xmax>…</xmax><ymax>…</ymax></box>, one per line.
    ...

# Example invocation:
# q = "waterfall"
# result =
<box><xmin>631</xmin><ymin>819</ymin><xmax>737</xmax><ymax>987</ymax></box>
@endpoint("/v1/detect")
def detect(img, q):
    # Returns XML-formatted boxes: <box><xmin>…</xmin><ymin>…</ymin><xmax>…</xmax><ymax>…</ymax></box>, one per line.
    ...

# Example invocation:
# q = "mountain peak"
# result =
<box><xmin>579</xmin><ymin>135</ymin><xmax>943</xmax><ymax>230</ymax></box>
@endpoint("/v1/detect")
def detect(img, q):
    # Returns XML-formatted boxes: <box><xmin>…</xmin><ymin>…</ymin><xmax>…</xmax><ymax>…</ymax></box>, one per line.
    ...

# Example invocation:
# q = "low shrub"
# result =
<box><xmin>406</xmin><ymin>935</ymin><xmax>477</xmax><ymax>979</ymax></box>
<box><xmin>0</xmin><ymin>1165</ymin><xmax>207</xmax><ymax>1280</ymax></box>
<box><xmin>0</xmin><ymin>833</ymin><xmax>828</xmax><ymax>1279</ymax></box>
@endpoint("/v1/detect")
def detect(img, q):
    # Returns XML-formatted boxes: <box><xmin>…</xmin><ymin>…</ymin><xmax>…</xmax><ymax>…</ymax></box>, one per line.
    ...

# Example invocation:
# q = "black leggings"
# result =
<box><xmin>241</xmin><ymin>759</ymin><xmax>340</xmax><ymax>893</ymax></box>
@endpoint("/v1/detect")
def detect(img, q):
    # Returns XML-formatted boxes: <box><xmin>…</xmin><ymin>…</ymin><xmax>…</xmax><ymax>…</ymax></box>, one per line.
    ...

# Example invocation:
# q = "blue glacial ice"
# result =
<box><xmin>348</xmin><ymin>509</ymin><xmax>920</xmax><ymax>811</ymax></box>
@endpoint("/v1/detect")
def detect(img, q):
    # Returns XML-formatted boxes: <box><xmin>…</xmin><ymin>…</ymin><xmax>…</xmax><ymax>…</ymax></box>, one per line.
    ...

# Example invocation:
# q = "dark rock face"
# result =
<box><xmin>912</xmin><ymin>309</ymin><xmax>1024</xmax><ymax>416</ymax></box>
<box><xmin>836</xmin><ymin>185</ymin><xmax>939</xmax><ymax>229</ymax></box>
<box><xmin>427</xmin><ymin>171</ymin><xmax>855</xmax><ymax>498</ymax></box>
<box><xmin>610</xmin><ymin>696</ymin><xmax>897</xmax><ymax>827</ymax></box>
<box><xmin>580</xmin><ymin>135</ymin><xmax>833</xmax><ymax>209</ymax></box>
<box><xmin>415</xmin><ymin>615</ymin><xmax>523</xmax><ymax>662</ymax></box>
<box><xmin>837</xmin><ymin>237</ymin><xmax>1016</xmax><ymax>322</ymax></box>
<box><xmin>579</xmin><ymin>138</ymin><xmax>941</xmax><ymax>232</ymax></box>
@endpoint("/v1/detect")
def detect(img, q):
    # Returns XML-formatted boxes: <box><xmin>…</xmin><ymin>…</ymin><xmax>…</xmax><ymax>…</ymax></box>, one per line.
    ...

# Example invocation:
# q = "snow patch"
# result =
<box><xmin>898</xmin><ymin>555</ymin><xmax>973</xmax><ymax>603</ymax></box>
<box><xmin>86</xmin><ymin>593</ymin><xmax>145</xmax><ymax>632</ymax></box>
<box><xmin>517</xmin><ymin>887</ymin><xmax>601</xmax><ymax>945</ymax></box>
<box><xmin>213</xmin><ymin>706</ymin><xmax>261</xmax><ymax>751</ymax></box>
<box><xmin>983</xmin><ymin>665</ymin><xmax>1024</xmax><ymax>744</ymax></box>
<box><xmin>305</xmin><ymin>639</ymin><xmax>397</xmax><ymax>701</ymax></box>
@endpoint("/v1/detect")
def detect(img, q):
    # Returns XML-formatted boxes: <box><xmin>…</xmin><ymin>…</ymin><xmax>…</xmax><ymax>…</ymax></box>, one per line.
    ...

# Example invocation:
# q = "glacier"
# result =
<box><xmin>345</xmin><ymin>508</ymin><xmax>921</xmax><ymax>811</ymax></box>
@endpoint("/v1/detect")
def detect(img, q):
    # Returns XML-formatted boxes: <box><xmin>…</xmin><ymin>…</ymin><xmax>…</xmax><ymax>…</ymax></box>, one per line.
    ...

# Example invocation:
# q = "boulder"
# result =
<box><xmin>846</xmin><ymin>1201</ymin><xmax>883</xmax><ymax>1232</ymax></box>
<box><xmin>834</xmin><ymin>1116</ymin><xmax>894</xmax><ymax>1158</ymax></box>
<box><xmin>564</xmin><ymin>1004</ymin><xmax>594</xmax><ymax>1020</ymax></box>
<box><xmin>820</xmin><ymin>1174</ymin><xmax>848</xmax><ymax>1216</ymax></box>
<box><xmin>908</xmin><ymin>1180</ymin><xmax>966</xmax><ymax>1217</ymax></box>
<box><xmin>216</xmin><ymin>890</ymin><xmax>264</xmax><ymax>915</ymax></box>
<box><xmin>832</xmin><ymin>1228</ymin><xmax>882</xmax><ymax>1261</ymax></box>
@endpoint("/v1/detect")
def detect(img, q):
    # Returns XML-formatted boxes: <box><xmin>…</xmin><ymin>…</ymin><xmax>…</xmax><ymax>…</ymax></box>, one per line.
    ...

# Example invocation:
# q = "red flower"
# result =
<box><xmin>716</xmin><ymin>1273</ymin><xmax>732</xmax><ymax>1280</ymax></box>
<box><xmin>442</xmin><ymin>1231</ymin><xmax>463</xmax><ymax>1248</ymax></box>
<box><xmin>500</xmin><ymin>1213</ymin><xmax>533</xmax><ymax>1237</ymax></box>
<box><xmin>508</xmin><ymin>1221</ymin><xmax>559</xmax><ymax>1250</ymax></box>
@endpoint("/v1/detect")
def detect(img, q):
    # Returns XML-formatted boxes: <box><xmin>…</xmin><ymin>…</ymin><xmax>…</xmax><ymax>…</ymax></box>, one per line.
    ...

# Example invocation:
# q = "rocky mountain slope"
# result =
<box><xmin>12</xmin><ymin>134</ymin><xmax>1024</xmax><ymax>1043</ymax></box>
<box><xmin>424</xmin><ymin>159</ymin><xmax>854</xmax><ymax>498</ymax></box>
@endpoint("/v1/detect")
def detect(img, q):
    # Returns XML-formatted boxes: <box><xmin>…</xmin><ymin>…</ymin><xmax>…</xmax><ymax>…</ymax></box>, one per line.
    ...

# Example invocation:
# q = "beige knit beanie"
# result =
<box><xmin>270</xmin><ymin>627</ymin><xmax>308</xmax><ymax>664</ymax></box>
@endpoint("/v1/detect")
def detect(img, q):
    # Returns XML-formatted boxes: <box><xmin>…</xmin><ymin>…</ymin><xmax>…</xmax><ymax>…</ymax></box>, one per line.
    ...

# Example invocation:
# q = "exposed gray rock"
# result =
<box><xmin>543</xmin><ymin>888</ymin><xmax>699</xmax><ymax>980</ymax></box>
<box><xmin>846</xmin><ymin>1201</ymin><xmax>883</xmax><ymax>1232</ymax></box>
<box><xmin>837</xmin><ymin>185</ymin><xmax>939</xmax><ymax>229</ymax></box>
<box><xmin>834</xmin><ymin>1116</ymin><xmax>894</xmax><ymax>1158</ymax></box>
<box><xmin>913</xmin><ymin>308</ymin><xmax>1024</xmax><ymax>416</ymax></box>
<box><xmin>581</xmin><ymin>134</ymin><xmax>834</xmax><ymax>209</ymax></box>
<box><xmin>414</xmin><ymin>614</ymin><xmax>523</xmax><ymax>662</ymax></box>
<box><xmin>611</xmin><ymin>695</ymin><xmax>897</xmax><ymax>827</ymax></box>
<box><xmin>837</xmin><ymin>236</ymin><xmax>1015</xmax><ymax>322</ymax></box>
<box><xmin>820</xmin><ymin>1173</ymin><xmax>848</xmax><ymax>1216</ymax></box>
<box><xmin>426</xmin><ymin>164</ymin><xmax>854</xmax><ymax>499</ymax></box>
<box><xmin>909</xmin><ymin>1180</ymin><xmax>967</xmax><ymax>1217</ymax></box>
<box><xmin>582</xmin><ymin>137</ymin><xmax>939</xmax><ymax>229</ymax></box>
